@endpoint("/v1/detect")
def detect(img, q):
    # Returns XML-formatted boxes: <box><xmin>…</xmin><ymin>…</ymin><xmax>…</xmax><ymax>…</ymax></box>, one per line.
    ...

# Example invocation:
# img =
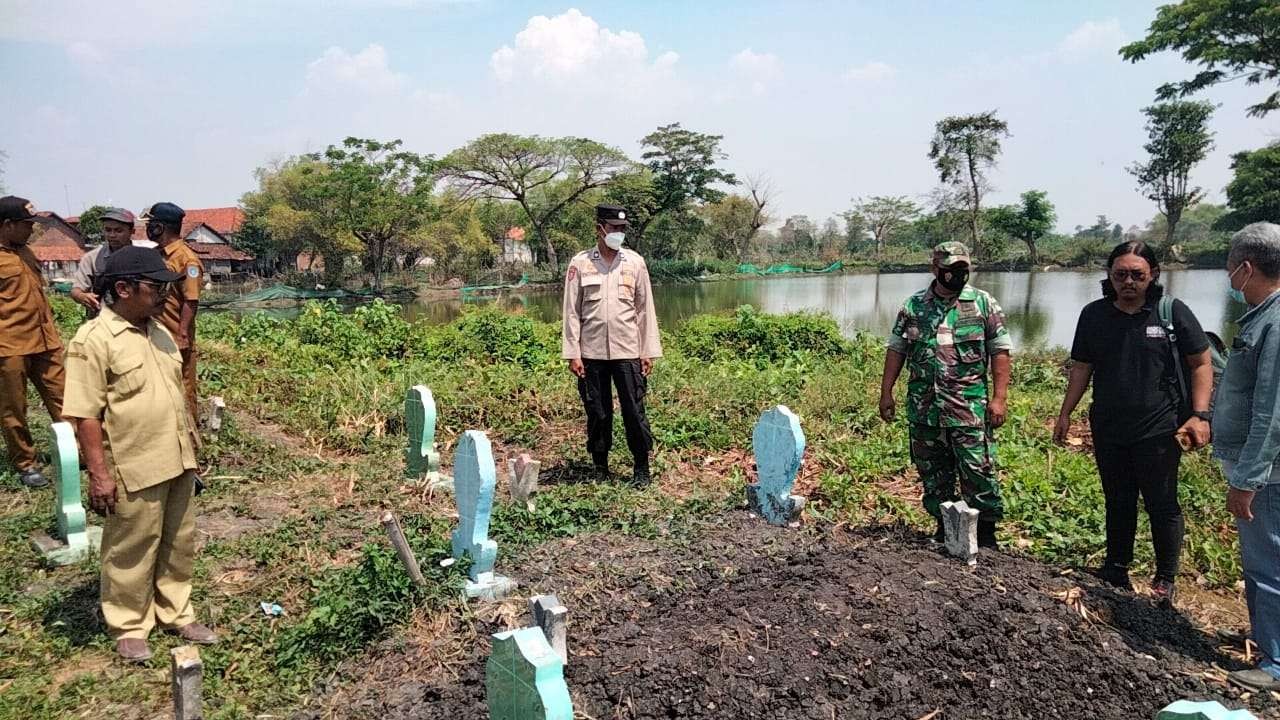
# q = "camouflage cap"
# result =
<box><xmin>932</xmin><ymin>241</ymin><xmax>971</xmax><ymax>266</ymax></box>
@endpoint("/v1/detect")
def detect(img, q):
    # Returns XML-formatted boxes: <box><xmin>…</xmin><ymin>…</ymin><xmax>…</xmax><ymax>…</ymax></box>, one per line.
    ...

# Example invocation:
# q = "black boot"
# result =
<box><xmin>977</xmin><ymin>520</ymin><xmax>999</xmax><ymax>549</ymax></box>
<box><xmin>931</xmin><ymin>516</ymin><xmax>945</xmax><ymax>543</ymax></box>
<box><xmin>631</xmin><ymin>465</ymin><xmax>651</xmax><ymax>488</ymax></box>
<box><xmin>592</xmin><ymin>452</ymin><xmax>609</xmax><ymax>481</ymax></box>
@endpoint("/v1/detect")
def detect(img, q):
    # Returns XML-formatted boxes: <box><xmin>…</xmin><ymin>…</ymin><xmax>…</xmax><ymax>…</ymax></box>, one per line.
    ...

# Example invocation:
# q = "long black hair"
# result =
<box><xmin>1101</xmin><ymin>240</ymin><xmax>1164</xmax><ymax>302</ymax></box>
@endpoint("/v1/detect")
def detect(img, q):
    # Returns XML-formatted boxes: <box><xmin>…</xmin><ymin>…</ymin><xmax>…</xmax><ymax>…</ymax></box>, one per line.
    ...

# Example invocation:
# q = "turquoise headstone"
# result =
<box><xmin>1156</xmin><ymin>700</ymin><xmax>1257</xmax><ymax>720</ymax></box>
<box><xmin>404</xmin><ymin>385</ymin><xmax>440</xmax><ymax>479</ymax></box>
<box><xmin>487</xmin><ymin>627</ymin><xmax>573</xmax><ymax>720</ymax></box>
<box><xmin>31</xmin><ymin>421</ymin><xmax>101</xmax><ymax>565</ymax></box>
<box><xmin>450</xmin><ymin>430</ymin><xmax>497</xmax><ymax>580</ymax></box>
<box><xmin>747</xmin><ymin>405</ymin><xmax>807</xmax><ymax>525</ymax></box>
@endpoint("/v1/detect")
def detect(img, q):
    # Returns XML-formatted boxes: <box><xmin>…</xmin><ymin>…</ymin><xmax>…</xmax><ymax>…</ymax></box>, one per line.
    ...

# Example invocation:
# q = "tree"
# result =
<box><xmin>987</xmin><ymin>190</ymin><xmax>1056</xmax><ymax>264</ymax></box>
<box><xmin>240</xmin><ymin>157</ymin><xmax>356</xmax><ymax>280</ymax></box>
<box><xmin>320</xmin><ymin>138</ymin><xmax>436</xmax><ymax>290</ymax></box>
<box><xmin>853</xmin><ymin>196</ymin><xmax>919</xmax><ymax>257</ymax></box>
<box><xmin>1120</xmin><ymin>0</ymin><xmax>1280</xmax><ymax>117</ymax></box>
<box><xmin>439</xmin><ymin>134</ymin><xmax>630</xmax><ymax>269</ymax></box>
<box><xmin>700</xmin><ymin>178</ymin><xmax>772</xmax><ymax>261</ymax></box>
<box><xmin>776</xmin><ymin>215</ymin><xmax>817</xmax><ymax>257</ymax></box>
<box><xmin>840</xmin><ymin>210</ymin><xmax>870</xmax><ymax>253</ymax></box>
<box><xmin>928</xmin><ymin>111</ymin><xmax>1010</xmax><ymax>258</ymax></box>
<box><xmin>1129</xmin><ymin>100</ymin><xmax>1215</xmax><ymax>246</ymax></box>
<box><xmin>630</xmin><ymin>123</ymin><xmax>737</xmax><ymax>243</ymax></box>
<box><xmin>76</xmin><ymin>205</ymin><xmax>111</xmax><ymax>245</ymax></box>
<box><xmin>1217</xmin><ymin>143</ymin><xmax>1280</xmax><ymax>229</ymax></box>
<box><xmin>418</xmin><ymin>204</ymin><xmax>497</xmax><ymax>280</ymax></box>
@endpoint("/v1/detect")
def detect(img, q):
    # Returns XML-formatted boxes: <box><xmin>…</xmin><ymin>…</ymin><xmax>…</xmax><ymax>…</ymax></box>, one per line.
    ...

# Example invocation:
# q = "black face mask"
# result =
<box><xmin>938</xmin><ymin>266</ymin><xmax>969</xmax><ymax>292</ymax></box>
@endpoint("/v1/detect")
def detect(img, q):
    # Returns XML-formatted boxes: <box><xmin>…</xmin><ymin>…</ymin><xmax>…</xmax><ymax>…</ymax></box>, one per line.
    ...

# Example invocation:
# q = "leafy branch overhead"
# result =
<box><xmin>1120</xmin><ymin>0</ymin><xmax>1280</xmax><ymax>117</ymax></box>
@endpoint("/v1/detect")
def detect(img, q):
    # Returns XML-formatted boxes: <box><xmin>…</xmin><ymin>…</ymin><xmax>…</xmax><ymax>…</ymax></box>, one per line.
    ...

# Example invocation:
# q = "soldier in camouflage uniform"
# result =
<box><xmin>879</xmin><ymin>241</ymin><xmax>1013</xmax><ymax>548</ymax></box>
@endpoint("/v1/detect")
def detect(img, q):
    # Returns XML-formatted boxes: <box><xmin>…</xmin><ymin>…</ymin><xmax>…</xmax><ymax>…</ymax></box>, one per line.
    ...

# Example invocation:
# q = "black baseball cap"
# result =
<box><xmin>102</xmin><ymin>246</ymin><xmax>183</xmax><ymax>282</ymax></box>
<box><xmin>141</xmin><ymin>202</ymin><xmax>185</xmax><ymax>226</ymax></box>
<box><xmin>0</xmin><ymin>196</ymin><xmax>53</xmax><ymax>224</ymax></box>
<box><xmin>596</xmin><ymin>204</ymin><xmax>629</xmax><ymax>227</ymax></box>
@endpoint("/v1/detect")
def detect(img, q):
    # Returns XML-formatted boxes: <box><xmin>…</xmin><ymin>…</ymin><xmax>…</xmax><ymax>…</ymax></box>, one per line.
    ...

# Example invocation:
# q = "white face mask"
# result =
<box><xmin>604</xmin><ymin>231</ymin><xmax>625</xmax><ymax>250</ymax></box>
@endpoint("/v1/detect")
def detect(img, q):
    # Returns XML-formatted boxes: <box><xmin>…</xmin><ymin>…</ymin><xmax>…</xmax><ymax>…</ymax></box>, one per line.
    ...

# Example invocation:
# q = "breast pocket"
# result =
<box><xmin>619</xmin><ymin>274</ymin><xmax>636</xmax><ymax>303</ymax></box>
<box><xmin>580</xmin><ymin>276</ymin><xmax>604</xmax><ymax>304</ymax></box>
<box><xmin>108</xmin><ymin>355</ymin><xmax>146</xmax><ymax>398</ymax></box>
<box><xmin>0</xmin><ymin>266</ymin><xmax>20</xmax><ymax>301</ymax></box>
<box><xmin>954</xmin><ymin>324</ymin><xmax>986</xmax><ymax>365</ymax></box>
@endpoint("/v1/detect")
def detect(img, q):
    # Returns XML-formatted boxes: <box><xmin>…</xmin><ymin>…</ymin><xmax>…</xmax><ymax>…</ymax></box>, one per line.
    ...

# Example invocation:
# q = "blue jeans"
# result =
<box><xmin>1226</xmin><ymin>463</ymin><xmax>1280</xmax><ymax>680</ymax></box>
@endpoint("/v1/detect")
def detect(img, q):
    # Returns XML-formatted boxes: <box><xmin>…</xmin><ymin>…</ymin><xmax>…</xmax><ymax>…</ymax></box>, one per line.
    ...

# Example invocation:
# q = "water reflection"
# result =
<box><xmin>400</xmin><ymin>269</ymin><xmax>1243</xmax><ymax>350</ymax></box>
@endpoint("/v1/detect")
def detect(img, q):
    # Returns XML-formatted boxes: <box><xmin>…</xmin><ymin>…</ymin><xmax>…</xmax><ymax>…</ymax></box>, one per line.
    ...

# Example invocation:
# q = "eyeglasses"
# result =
<box><xmin>1110</xmin><ymin>269</ymin><xmax>1148</xmax><ymax>282</ymax></box>
<box><xmin>135</xmin><ymin>280</ymin><xmax>173</xmax><ymax>295</ymax></box>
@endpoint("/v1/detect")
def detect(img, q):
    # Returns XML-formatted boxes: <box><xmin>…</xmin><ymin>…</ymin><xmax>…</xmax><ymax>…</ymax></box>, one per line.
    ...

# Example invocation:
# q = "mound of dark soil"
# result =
<box><xmin>302</xmin><ymin>516</ymin><xmax>1274</xmax><ymax>719</ymax></box>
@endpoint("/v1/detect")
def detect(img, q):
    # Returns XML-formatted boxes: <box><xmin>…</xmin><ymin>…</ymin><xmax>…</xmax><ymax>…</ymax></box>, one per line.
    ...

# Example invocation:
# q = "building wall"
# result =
<box><xmin>188</xmin><ymin>226</ymin><xmax>227</xmax><ymax>245</ymax></box>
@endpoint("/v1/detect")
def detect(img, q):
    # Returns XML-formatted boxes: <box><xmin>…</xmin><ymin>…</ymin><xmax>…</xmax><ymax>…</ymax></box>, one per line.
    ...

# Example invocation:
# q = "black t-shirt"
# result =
<box><xmin>1070</xmin><ymin>295</ymin><xmax>1210</xmax><ymax>447</ymax></box>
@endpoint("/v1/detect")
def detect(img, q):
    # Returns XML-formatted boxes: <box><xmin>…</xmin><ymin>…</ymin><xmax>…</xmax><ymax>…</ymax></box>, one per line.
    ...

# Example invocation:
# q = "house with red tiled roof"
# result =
<box><xmin>30</xmin><ymin>212</ymin><xmax>86</xmax><ymax>279</ymax></box>
<box><xmin>499</xmin><ymin>226</ymin><xmax>533</xmax><ymax>264</ymax></box>
<box><xmin>129</xmin><ymin>206</ymin><xmax>255</xmax><ymax>277</ymax></box>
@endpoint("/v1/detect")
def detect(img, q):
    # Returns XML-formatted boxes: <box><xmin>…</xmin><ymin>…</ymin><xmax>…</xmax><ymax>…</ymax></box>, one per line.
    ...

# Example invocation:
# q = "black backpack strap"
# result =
<box><xmin>1158</xmin><ymin>295</ymin><xmax>1190</xmax><ymax>418</ymax></box>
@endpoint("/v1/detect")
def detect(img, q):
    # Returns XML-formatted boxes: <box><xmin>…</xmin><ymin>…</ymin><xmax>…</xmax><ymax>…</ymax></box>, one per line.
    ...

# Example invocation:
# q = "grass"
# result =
<box><xmin>0</xmin><ymin>295</ymin><xmax>1244</xmax><ymax>718</ymax></box>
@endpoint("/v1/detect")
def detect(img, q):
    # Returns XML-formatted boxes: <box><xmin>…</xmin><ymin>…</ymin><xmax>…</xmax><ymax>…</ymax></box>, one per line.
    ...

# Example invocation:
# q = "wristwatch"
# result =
<box><xmin>1192</xmin><ymin>410</ymin><xmax>1212</xmax><ymax>422</ymax></box>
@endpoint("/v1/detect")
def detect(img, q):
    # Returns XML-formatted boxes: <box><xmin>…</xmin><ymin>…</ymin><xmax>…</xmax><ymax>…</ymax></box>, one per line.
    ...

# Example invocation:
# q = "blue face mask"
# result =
<box><xmin>1227</xmin><ymin>264</ymin><xmax>1250</xmax><ymax>304</ymax></box>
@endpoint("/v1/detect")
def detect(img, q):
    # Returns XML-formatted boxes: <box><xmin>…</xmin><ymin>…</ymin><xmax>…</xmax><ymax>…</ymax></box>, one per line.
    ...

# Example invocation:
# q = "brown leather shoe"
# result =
<box><xmin>115</xmin><ymin>638</ymin><xmax>152</xmax><ymax>662</ymax></box>
<box><xmin>171</xmin><ymin>622</ymin><xmax>218</xmax><ymax>644</ymax></box>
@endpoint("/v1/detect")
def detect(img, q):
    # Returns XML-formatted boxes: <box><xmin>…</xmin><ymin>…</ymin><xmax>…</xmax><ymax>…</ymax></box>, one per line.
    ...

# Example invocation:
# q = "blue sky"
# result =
<box><xmin>2</xmin><ymin>0</ymin><xmax>1275</xmax><ymax>234</ymax></box>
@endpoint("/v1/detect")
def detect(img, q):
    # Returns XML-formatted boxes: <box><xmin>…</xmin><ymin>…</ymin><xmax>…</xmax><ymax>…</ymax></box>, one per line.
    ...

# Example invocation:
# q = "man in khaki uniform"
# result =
<box><xmin>63</xmin><ymin>246</ymin><xmax>216</xmax><ymax>662</ymax></box>
<box><xmin>561</xmin><ymin>204</ymin><xmax>662</xmax><ymax>486</ymax></box>
<box><xmin>70</xmin><ymin>207</ymin><xmax>136</xmax><ymax>319</ymax></box>
<box><xmin>142</xmin><ymin>202</ymin><xmax>203</xmax><ymax>422</ymax></box>
<box><xmin>0</xmin><ymin>196</ymin><xmax>65</xmax><ymax>488</ymax></box>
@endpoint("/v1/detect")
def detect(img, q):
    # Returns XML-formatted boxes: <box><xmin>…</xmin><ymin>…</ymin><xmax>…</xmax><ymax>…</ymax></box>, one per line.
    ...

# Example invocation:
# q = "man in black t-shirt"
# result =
<box><xmin>1054</xmin><ymin>242</ymin><xmax>1213</xmax><ymax>606</ymax></box>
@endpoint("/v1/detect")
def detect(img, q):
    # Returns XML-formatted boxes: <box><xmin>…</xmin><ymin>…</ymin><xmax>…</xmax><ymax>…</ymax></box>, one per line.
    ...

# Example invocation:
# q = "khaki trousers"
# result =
<box><xmin>180</xmin><ymin>347</ymin><xmax>198</xmax><ymax>427</ymax></box>
<box><xmin>100</xmin><ymin>470</ymin><xmax>197</xmax><ymax>640</ymax></box>
<box><xmin>0</xmin><ymin>350</ymin><xmax>65</xmax><ymax>472</ymax></box>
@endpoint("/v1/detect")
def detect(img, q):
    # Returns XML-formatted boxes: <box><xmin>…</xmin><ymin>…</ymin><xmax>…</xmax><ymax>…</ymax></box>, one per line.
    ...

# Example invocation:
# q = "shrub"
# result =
<box><xmin>411</xmin><ymin>306</ymin><xmax>558</xmax><ymax>368</ymax></box>
<box><xmin>676</xmin><ymin>305</ymin><xmax>850</xmax><ymax>364</ymax></box>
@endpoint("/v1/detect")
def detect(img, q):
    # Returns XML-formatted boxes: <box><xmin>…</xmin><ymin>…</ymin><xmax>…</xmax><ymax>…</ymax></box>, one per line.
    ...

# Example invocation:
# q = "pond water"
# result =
<box><xmin>403</xmin><ymin>269</ymin><xmax>1243</xmax><ymax>350</ymax></box>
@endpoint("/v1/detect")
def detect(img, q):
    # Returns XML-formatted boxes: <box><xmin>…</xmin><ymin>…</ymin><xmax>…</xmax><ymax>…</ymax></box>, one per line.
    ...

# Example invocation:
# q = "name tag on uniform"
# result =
<box><xmin>1146</xmin><ymin>326</ymin><xmax>1167</xmax><ymax>339</ymax></box>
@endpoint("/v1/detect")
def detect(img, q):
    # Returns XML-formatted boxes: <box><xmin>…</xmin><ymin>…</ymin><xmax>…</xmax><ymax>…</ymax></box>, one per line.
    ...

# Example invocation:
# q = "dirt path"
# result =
<box><xmin>298</xmin><ymin>515</ymin><xmax>1276</xmax><ymax>720</ymax></box>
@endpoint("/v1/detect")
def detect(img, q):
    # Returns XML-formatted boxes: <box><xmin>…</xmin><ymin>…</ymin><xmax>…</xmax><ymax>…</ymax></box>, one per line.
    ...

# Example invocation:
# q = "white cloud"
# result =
<box><xmin>728</xmin><ymin>48</ymin><xmax>781</xmax><ymax>96</ymax></box>
<box><xmin>305</xmin><ymin>44</ymin><xmax>408</xmax><ymax>95</ymax></box>
<box><xmin>490</xmin><ymin>9</ymin><xmax>678</xmax><ymax>86</ymax></box>
<box><xmin>843</xmin><ymin>61</ymin><xmax>895</xmax><ymax>84</ymax></box>
<box><xmin>1056</xmin><ymin>19</ymin><xmax>1127</xmax><ymax>61</ymax></box>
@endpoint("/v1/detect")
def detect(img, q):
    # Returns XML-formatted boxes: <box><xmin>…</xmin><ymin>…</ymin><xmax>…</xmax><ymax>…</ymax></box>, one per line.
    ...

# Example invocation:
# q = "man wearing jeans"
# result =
<box><xmin>1214</xmin><ymin>222</ymin><xmax>1280</xmax><ymax>692</ymax></box>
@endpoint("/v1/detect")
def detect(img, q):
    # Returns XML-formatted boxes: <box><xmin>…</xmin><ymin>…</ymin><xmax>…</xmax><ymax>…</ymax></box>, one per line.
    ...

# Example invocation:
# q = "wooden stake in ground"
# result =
<box><xmin>381</xmin><ymin>511</ymin><xmax>426</xmax><ymax>587</ymax></box>
<box><xmin>171</xmin><ymin>645</ymin><xmax>203</xmax><ymax>720</ymax></box>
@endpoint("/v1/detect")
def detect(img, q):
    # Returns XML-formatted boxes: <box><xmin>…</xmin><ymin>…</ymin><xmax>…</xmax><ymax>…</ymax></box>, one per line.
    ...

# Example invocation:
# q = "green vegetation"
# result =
<box><xmin>0</xmin><ymin>292</ymin><xmax>1246</xmax><ymax>719</ymax></box>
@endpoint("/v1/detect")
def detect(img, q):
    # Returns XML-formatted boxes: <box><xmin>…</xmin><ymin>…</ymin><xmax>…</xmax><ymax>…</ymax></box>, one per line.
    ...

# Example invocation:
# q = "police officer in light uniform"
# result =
<box><xmin>561</xmin><ymin>205</ymin><xmax>662</xmax><ymax>486</ymax></box>
<box><xmin>0</xmin><ymin>196</ymin><xmax>65</xmax><ymax>488</ymax></box>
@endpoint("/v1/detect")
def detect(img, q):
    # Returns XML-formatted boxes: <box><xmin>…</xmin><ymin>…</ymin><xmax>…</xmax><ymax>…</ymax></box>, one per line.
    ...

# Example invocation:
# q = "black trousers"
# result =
<box><xmin>578</xmin><ymin>359</ymin><xmax>652</xmax><ymax>468</ymax></box>
<box><xmin>1093</xmin><ymin>434</ymin><xmax>1185</xmax><ymax>582</ymax></box>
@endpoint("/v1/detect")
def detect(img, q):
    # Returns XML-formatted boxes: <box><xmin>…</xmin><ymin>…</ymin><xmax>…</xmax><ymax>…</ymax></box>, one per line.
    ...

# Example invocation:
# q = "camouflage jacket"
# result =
<box><xmin>887</xmin><ymin>283</ymin><xmax>1013</xmax><ymax>428</ymax></box>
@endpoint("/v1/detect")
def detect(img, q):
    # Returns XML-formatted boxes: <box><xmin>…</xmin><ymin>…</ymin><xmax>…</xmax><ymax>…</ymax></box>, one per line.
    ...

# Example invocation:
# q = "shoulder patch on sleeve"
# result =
<box><xmin>186</xmin><ymin>265</ymin><xmax>201</xmax><ymax>278</ymax></box>
<box><xmin>567</xmin><ymin>266</ymin><xmax>577</xmax><ymax>282</ymax></box>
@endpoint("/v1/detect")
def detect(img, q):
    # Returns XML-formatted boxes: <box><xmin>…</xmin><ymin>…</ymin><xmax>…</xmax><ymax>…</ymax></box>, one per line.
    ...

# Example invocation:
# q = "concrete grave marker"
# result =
<box><xmin>207</xmin><ymin>396</ymin><xmax>226</xmax><ymax>432</ymax></box>
<box><xmin>30</xmin><ymin>422</ymin><xmax>101</xmax><ymax>565</ymax></box>
<box><xmin>508</xmin><ymin>453</ymin><xmax>541</xmax><ymax>511</ymax></box>
<box><xmin>746</xmin><ymin>405</ymin><xmax>807</xmax><ymax>526</ymax></box>
<box><xmin>1156</xmin><ymin>700</ymin><xmax>1257</xmax><ymax>720</ymax></box>
<box><xmin>941</xmin><ymin>500</ymin><xmax>979</xmax><ymax>565</ymax></box>
<box><xmin>171</xmin><ymin>645</ymin><xmax>204</xmax><ymax>720</ymax></box>
<box><xmin>451</xmin><ymin>430</ymin><xmax>514</xmax><ymax>600</ymax></box>
<box><xmin>405</xmin><ymin>385</ymin><xmax>451</xmax><ymax>491</ymax></box>
<box><xmin>487</xmin><ymin>626</ymin><xmax>573</xmax><ymax>720</ymax></box>
<box><xmin>529</xmin><ymin>594</ymin><xmax>568</xmax><ymax>665</ymax></box>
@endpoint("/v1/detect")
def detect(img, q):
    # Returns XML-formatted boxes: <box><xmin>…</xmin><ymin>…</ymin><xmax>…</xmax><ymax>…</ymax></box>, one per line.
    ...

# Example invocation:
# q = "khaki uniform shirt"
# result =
<box><xmin>0</xmin><ymin>244</ymin><xmax>61</xmax><ymax>357</ymax></box>
<box><xmin>561</xmin><ymin>247</ymin><xmax>662</xmax><ymax>361</ymax></box>
<box><xmin>159</xmin><ymin>240</ymin><xmax>204</xmax><ymax>349</ymax></box>
<box><xmin>71</xmin><ymin>244</ymin><xmax>113</xmax><ymax>293</ymax></box>
<box><xmin>62</xmin><ymin>306</ymin><xmax>198</xmax><ymax>492</ymax></box>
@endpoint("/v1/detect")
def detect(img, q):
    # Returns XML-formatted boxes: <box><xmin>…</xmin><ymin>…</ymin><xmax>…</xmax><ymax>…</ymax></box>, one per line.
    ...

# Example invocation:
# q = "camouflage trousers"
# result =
<box><xmin>909</xmin><ymin>423</ymin><xmax>1004</xmax><ymax>521</ymax></box>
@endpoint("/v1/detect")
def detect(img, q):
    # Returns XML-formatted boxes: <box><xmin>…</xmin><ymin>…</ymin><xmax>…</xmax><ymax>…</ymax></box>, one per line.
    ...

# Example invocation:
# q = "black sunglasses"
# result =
<box><xmin>1110</xmin><ymin>269</ymin><xmax>1148</xmax><ymax>282</ymax></box>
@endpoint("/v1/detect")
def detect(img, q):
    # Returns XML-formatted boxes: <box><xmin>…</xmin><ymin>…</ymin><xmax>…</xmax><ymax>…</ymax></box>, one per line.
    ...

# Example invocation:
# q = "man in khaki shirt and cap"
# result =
<box><xmin>70</xmin><ymin>207</ymin><xmax>137</xmax><ymax>320</ymax></box>
<box><xmin>0</xmin><ymin>196</ymin><xmax>65</xmax><ymax>488</ymax></box>
<box><xmin>561</xmin><ymin>204</ymin><xmax>662</xmax><ymax>486</ymax></box>
<box><xmin>63</xmin><ymin>246</ymin><xmax>216</xmax><ymax>662</ymax></box>
<box><xmin>142</xmin><ymin>202</ymin><xmax>204</xmax><ymax>423</ymax></box>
